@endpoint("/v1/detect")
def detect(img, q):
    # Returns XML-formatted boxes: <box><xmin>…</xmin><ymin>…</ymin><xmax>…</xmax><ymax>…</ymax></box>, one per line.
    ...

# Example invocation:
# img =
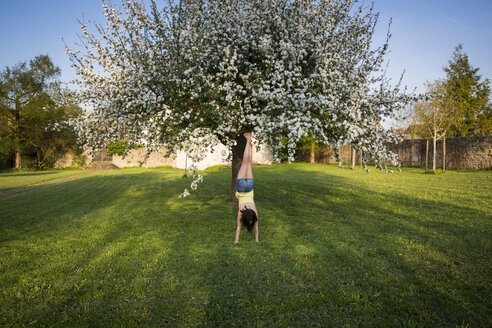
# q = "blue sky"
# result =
<box><xmin>1</xmin><ymin>0</ymin><xmax>491</xmax><ymax>96</ymax></box>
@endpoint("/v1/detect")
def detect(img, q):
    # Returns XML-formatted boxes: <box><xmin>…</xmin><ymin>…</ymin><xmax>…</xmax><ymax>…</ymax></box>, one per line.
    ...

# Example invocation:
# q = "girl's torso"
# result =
<box><xmin>236</xmin><ymin>180</ymin><xmax>257</xmax><ymax>215</ymax></box>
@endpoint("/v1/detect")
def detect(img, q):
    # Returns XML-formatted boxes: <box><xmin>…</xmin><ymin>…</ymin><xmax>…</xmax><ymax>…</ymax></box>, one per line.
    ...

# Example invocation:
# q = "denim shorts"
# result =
<box><xmin>236</xmin><ymin>178</ymin><xmax>253</xmax><ymax>192</ymax></box>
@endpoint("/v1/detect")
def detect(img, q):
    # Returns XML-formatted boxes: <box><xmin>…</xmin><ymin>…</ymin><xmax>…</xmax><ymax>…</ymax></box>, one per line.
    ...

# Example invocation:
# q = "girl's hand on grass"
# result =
<box><xmin>234</xmin><ymin>240</ymin><xmax>239</xmax><ymax>244</ymax></box>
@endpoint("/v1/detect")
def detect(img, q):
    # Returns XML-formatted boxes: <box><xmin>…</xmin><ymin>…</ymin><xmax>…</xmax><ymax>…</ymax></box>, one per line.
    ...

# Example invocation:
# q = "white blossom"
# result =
<box><xmin>66</xmin><ymin>0</ymin><xmax>414</xmax><ymax>189</ymax></box>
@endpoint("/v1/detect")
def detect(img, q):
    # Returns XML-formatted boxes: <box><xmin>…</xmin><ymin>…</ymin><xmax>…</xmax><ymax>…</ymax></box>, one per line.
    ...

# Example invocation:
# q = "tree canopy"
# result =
<box><xmin>67</xmin><ymin>0</ymin><xmax>413</xmax><ymax>195</ymax></box>
<box><xmin>443</xmin><ymin>45</ymin><xmax>491</xmax><ymax>136</ymax></box>
<box><xmin>0</xmin><ymin>55</ymin><xmax>81</xmax><ymax>169</ymax></box>
<box><xmin>413</xmin><ymin>81</ymin><xmax>460</xmax><ymax>172</ymax></box>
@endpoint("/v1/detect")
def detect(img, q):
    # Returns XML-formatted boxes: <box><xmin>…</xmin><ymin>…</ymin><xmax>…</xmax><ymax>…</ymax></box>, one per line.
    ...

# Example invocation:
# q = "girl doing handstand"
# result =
<box><xmin>234</xmin><ymin>132</ymin><xmax>259</xmax><ymax>244</ymax></box>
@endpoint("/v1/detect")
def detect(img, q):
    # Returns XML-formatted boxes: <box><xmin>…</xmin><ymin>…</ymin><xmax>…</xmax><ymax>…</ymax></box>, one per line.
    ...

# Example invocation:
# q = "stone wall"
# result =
<box><xmin>112</xmin><ymin>147</ymin><xmax>175</xmax><ymax>168</ymax></box>
<box><xmin>296</xmin><ymin>136</ymin><xmax>492</xmax><ymax>170</ymax></box>
<box><xmin>53</xmin><ymin>151</ymin><xmax>93</xmax><ymax>168</ymax></box>
<box><xmin>55</xmin><ymin>136</ymin><xmax>491</xmax><ymax>170</ymax></box>
<box><xmin>296</xmin><ymin>144</ymin><xmax>357</xmax><ymax>165</ymax></box>
<box><xmin>55</xmin><ymin>142</ymin><xmax>274</xmax><ymax>170</ymax></box>
<box><xmin>53</xmin><ymin>152</ymin><xmax>74</xmax><ymax>168</ymax></box>
<box><xmin>388</xmin><ymin>136</ymin><xmax>492</xmax><ymax>169</ymax></box>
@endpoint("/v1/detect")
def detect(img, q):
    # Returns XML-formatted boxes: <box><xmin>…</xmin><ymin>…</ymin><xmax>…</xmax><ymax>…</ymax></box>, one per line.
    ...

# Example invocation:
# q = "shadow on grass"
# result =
<box><xmin>0</xmin><ymin>167</ymin><xmax>490</xmax><ymax>327</ymax></box>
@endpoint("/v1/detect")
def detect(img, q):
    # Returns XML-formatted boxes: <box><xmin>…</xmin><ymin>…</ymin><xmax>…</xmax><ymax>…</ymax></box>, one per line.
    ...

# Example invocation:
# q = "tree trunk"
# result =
<box><xmin>15</xmin><ymin>149</ymin><xmax>21</xmax><ymax>168</ymax></box>
<box><xmin>351</xmin><ymin>146</ymin><xmax>356</xmax><ymax>170</ymax></box>
<box><xmin>425</xmin><ymin>139</ymin><xmax>429</xmax><ymax>172</ymax></box>
<box><xmin>36</xmin><ymin>151</ymin><xmax>42</xmax><ymax>169</ymax></box>
<box><xmin>310</xmin><ymin>141</ymin><xmax>315</xmax><ymax>163</ymax></box>
<box><xmin>14</xmin><ymin>105</ymin><xmax>22</xmax><ymax>169</ymax></box>
<box><xmin>443</xmin><ymin>136</ymin><xmax>446</xmax><ymax>172</ymax></box>
<box><xmin>229</xmin><ymin>134</ymin><xmax>247</xmax><ymax>204</ymax></box>
<box><xmin>433</xmin><ymin>136</ymin><xmax>436</xmax><ymax>173</ymax></box>
<box><xmin>14</xmin><ymin>137</ymin><xmax>21</xmax><ymax>169</ymax></box>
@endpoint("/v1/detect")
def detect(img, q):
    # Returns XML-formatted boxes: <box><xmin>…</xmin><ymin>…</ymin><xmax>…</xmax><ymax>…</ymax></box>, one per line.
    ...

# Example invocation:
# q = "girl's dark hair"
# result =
<box><xmin>240</xmin><ymin>206</ymin><xmax>257</xmax><ymax>233</ymax></box>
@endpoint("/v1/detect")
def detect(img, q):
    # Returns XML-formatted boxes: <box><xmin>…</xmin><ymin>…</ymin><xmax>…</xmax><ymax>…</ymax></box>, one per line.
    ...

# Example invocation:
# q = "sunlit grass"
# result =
<box><xmin>0</xmin><ymin>164</ymin><xmax>490</xmax><ymax>327</ymax></box>
<box><xmin>0</xmin><ymin>169</ymin><xmax>87</xmax><ymax>192</ymax></box>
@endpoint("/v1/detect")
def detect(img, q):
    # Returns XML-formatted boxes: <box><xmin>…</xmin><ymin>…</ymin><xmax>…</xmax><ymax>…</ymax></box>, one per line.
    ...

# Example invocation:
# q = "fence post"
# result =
<box><xmin>443</xmin><ymin>137</ymin><xmax>446</xmax><ymax>172</ymax></box>
<box><xmin>425</xmin><ymin>139</ymin><xmax>429</xmax><ymax>172</ymax></box>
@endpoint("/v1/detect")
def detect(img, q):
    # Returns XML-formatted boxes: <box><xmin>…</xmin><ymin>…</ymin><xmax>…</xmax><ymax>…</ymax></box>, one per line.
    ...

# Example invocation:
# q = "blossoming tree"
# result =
<box><xmin>66</xmin><ymin>0</ymin><xmax>412</xmax><ymax>201</ymax></box>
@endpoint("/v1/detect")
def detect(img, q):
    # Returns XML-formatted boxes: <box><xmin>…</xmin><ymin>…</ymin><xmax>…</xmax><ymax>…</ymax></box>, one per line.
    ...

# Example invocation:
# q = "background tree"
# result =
<box><xmin>0</xmin><ymin>126</ymin><xmax>14</xmax><ymax>169</ymax></box>
<box><xmin>21</xmin><ymin>86</ymin><xmax>81</xmax><ymax>168</ymax></box>
<box><xmin>0</xmin><ymin>55</ymin><xmax>60</xmax><ymax>168</ymax></box>
<box><xmin>66</xmin><ymin>0</ymin><xmax>412</xmax><ymax>201</ymax></box>
<box><xmin>443</xmin><ymin>44</ymin><xmax>491</xmax><ymax>136</ymax></box>
<box><xmin>413</xmin><ymin>81</ymin><xmax>460</xmax><ymax>173</ymax></box>
<box><xmin>0</xmin><ymin>55</ymin><xmax>81</xmax><ymax>169</ymax></box>
<box><xmin>390</xmin><ymin>103</ymin><xmax>422</xmax><ymax>139</ymax></box>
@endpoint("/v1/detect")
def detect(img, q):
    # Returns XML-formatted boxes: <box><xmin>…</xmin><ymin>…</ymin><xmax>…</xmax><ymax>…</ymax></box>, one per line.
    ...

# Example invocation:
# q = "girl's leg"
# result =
<box><xmin>237</xmin><ymin>135</ymin><xmax>253</xmax><ymax>180</ymax></box>
<box><xmin>246</xmin><ymin>141</ymin><xmax>253</xmax><ymax>179</ymax></box>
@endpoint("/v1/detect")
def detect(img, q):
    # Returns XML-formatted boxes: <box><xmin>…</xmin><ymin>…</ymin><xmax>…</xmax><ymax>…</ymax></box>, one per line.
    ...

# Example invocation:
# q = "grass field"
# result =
<box><xmin>0</xmin><ymin>164</ymin><xmax>490</xmax><ymax>327</ymax></box>
<box><xmin>0</xmin><ymin>169</ymin><xmax>87</xmax><ymax>192</ymax></box>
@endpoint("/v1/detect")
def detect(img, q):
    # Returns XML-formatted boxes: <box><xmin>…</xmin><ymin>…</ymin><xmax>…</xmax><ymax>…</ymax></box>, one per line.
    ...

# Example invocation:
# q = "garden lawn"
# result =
<box><xmin>0</xmin><ymin>169</ymin><xmax>87</xmax><ymax>192</ymax></box>
<box><xmin>0</xmin><ymin>164</ymin><xmax>490</xmax><ymax>327</ymax></box>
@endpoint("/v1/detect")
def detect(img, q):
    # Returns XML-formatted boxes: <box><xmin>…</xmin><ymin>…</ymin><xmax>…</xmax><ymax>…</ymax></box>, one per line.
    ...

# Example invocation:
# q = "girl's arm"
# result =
<box><xmin>235</xmin><ymin>211</ymin><xmax>241</xmax><ymax>244</ymax></box>
<box><xmin>254</xmin><ymin>220</ymin><xmax>259</xmax><ymax>243</ymax></box>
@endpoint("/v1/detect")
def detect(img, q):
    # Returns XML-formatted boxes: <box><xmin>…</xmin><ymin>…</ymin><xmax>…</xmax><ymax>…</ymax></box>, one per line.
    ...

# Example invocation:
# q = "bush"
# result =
<box><xmin>107</xmin><ymin>141</ymin><xmax>143</xmax><ymax>156</ymax></box>
<box><xmin>106</xmin><ymin>141</ymin><xmax>129</xmax><ymax>156</ymax></box>
<box><xmin>71</xmin><ymin>154</ymin><xmax>87</xmax><ymax>168</ymax></box>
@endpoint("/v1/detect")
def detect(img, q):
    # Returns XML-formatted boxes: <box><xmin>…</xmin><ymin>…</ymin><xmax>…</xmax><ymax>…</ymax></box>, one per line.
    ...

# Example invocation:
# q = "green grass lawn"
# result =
<box><xmin>0</xmin><ymin>169</ymin><xmax>87</xmax><ymax>192</ymax></box>
<box><xmin>0</xmin><ymin>164</ymin><xmax>490</xmax><ymax>327</ymax></box>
